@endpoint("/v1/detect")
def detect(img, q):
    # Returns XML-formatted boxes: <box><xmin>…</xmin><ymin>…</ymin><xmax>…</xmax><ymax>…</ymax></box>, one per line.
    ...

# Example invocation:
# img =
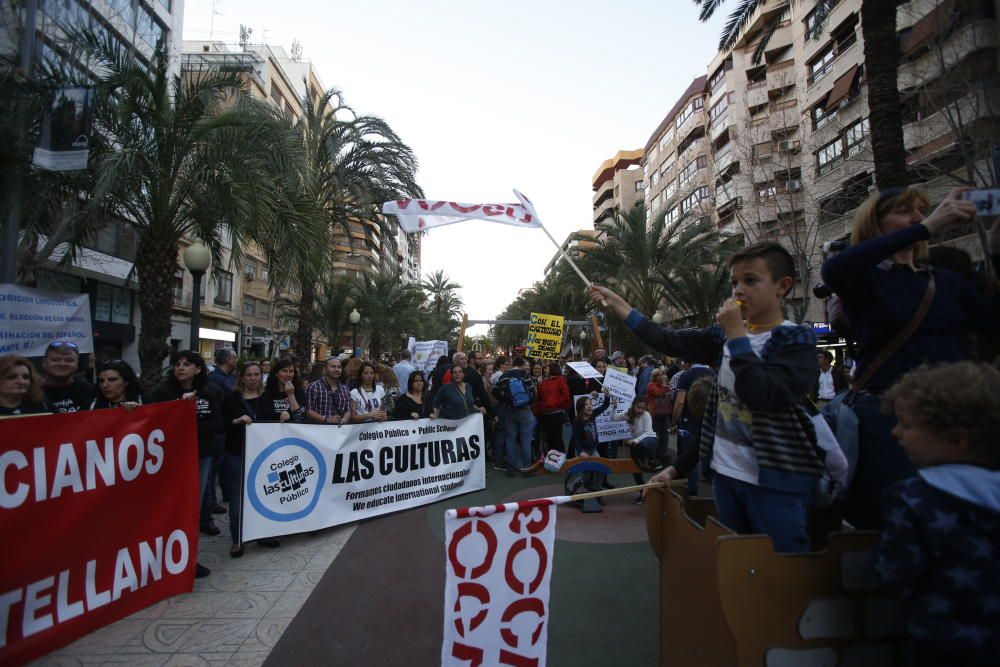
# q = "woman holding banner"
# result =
<box><xmin>91</xmin><ymin>360</ymin><xmax>144</xmax><ymax>410</ymax></box>
<box><xmin>350</xmin><ymin>362</ymin><xmax>388</xmax><ymax>423</ymax></box>
<box><xmin>0</xmin><ymin>354</ymin><xmax>52</xmax><ymax>416</ymax></box>
<box><xmin>395</xmin><ymin>370</ymin><xmax>431</xmax><ymax>420</ymax></box>
<box><xmin>150</xmin><ymin>351</ymin><xmax>223</xmax><ymax>579</ymax></box>
<box><xmin>258</xmin><ymin>358</ymin><xmax>306</xmax><ymax>423</ymax></box>
<box><xmin>222</xmin><ymin>361</ymin><xmax>281</xmax><ymax>558</ymax></box>
<box><xmin>432</xmin><ymin>364</ymin><xmax>484</xmax><ymax>420</ymax></box>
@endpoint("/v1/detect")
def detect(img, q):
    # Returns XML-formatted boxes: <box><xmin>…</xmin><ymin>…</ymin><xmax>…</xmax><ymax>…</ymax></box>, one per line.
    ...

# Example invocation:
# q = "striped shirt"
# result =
<box><xmin>306</xmin><ymin>378</ymin><xmax>352</xmax><ymax>420</ymax></box>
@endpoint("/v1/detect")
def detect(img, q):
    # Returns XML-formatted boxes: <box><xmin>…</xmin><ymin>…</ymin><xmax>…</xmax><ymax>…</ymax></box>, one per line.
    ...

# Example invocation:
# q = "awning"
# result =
<box><xmin>903</xmin><ymin>0</ymin><xmax>956</xmax><ymax>56</ymax></box>
<box><xmin>825</xmin><ymin>65</ymin><xmax>860</xmax><ymax>111</ymax></box>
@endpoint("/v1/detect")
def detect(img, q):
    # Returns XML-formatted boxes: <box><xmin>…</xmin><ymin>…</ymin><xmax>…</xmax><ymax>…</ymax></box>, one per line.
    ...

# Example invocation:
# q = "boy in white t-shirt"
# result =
<box><xmin>590</xmin><ymin>242</ymin><xmax>826</xmax><ymax>553</ymax></box>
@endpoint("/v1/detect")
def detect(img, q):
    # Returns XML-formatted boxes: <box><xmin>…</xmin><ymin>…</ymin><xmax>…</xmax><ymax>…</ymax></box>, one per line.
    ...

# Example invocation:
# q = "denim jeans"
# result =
<box><xmin>220</xmin><ymin>454</ymin><xmax>244</xmax><ymax>545</ymax></box>
<box><xmin>493</xmin><ymin>405</ymin><xmax>507</xmax><ymax>464</ymax></box>
<box><xmin>712</xmin><ymin>473</ymin><xmax>809</xmax><ymax>553</ymax></box>
<box><xmin>504</xmin><ymin>406</ymin><xmax>534</xmax><ymax>470</ymax></box>
<box><xmin>201</xmin><ymin>437</ymin><xmax>225</xmax><ymax>526</ymax></box>
<box><xmin>198</xmin><ymin>456</ymin><xmax>212</xmax><ymax>523</ymax></box>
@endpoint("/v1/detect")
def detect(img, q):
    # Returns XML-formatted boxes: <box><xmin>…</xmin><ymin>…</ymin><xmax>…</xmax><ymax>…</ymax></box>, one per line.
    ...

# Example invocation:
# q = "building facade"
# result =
<box><xmin>592</xmin><ymin>149</ymin><xmax>645</xmax><ymax>232</ymax></box>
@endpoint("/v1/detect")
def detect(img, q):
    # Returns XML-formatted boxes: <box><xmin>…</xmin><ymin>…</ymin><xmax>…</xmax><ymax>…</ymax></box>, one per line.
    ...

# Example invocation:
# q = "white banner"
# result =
<box><xmin>602</xmin><ymin>367</ymin><xmax>636</xmax><ymax>406</ymax></box>
<box><xmin>574</xmin><ymin>393</ymin><xmax>629</xmax><ymax>443</ymax></box>
<box><xmin>414</xmin><ymin>340</ymin><xmax>449</xmax><ymax>374</ymax></box>
<box><xmin>442</xmin><ymin>496</ymin><xmax>567</xmax><ymax>667</ymax></box>
<box><xmin>565</xmin><ymin>361</ymin><xmax>601</xmax><ymax>379</ymax></box>
<box><xmin>383</xmin><ymin>190</ymin><xmax>542</xmax><ymax>233</ymax></box>
<box><xmin>242</xmin><ymin>415</ymin><xmax>485</xmax><ymax>540</ymax></box>
<box><xmin>0</xmin><ymin>284</ymin><xmax>93</xmax><ymax>356</ymax></box>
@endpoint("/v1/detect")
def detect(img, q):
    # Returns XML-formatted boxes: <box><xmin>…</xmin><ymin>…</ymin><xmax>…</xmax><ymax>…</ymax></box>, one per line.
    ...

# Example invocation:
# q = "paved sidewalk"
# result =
<box><xmin>30</xmin><ymin>510</ymin><xmax>355</xmax><ymax>667</ymax></box>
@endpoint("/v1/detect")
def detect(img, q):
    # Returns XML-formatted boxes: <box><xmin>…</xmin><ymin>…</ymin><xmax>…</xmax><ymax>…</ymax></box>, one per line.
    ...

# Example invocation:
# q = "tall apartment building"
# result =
<box><xmin>1</xmin><ymin>0</ymin><xmax>186</xmax><ymax>370</ymax></box>
<box><xmin>641</xmin><ymin>76</ymin><xmax>714</xmax><ymax>233</ymax></box>
<box><xmin>543</xmin><ymin>229</ymin><xmax>599</xmax><ymax>278</ymax></box>
<box><xmin>591</xmin><ymin>149</ymin><xmax>645</xmax><ymax>233</ymax></box>
<box><xmin>643</xmin><ymin>0</ymin><xmax>998</xmax><ymax>325</ymax></box>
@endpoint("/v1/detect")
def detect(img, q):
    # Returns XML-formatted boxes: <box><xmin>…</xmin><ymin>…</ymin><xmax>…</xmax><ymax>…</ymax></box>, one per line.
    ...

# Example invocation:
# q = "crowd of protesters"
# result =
<box><xmin>1</xmin><ymin>186</ymin><xmax>997</xmax><ymax>664</ymax></box>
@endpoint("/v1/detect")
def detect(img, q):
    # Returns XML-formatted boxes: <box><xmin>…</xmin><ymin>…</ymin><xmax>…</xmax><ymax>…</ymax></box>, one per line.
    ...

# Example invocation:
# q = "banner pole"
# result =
<box><xmin>537</xmin><ymin>222</ymin><xmax>592</xmax><ymax>287</ymax></box>
<box><xmin>569</xmin><ymin>481</ymin><xmax>662</xmax><ymax>501</ymax></box>
<box><xmin>457</xmin><ymin>313</ymin><xmax>468</xmax><ymax>352</ymax></box>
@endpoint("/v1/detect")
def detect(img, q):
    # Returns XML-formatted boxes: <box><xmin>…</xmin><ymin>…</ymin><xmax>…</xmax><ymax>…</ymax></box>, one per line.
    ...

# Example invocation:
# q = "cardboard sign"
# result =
<box><xmin>0</xmin><ymin>284</ymin><xmax>93</xmax><ymax>356</ymax></box>
<box><xmin>565</xmin><ymin>361</ymin><xmax>601</xmax><ymax>379</ymax></box>
<box><xmin>526</xmin><ymin>312</ymin><xmax>564</xmax><ymax>361</ymax></box>
<box><xmin>573</xmin><ymin>393</ymin><xmax>630</xmax><ymax>443</ymax></box>
<box><xmin>602</xmin><ymin>367</ymin><xmax>637</xmax><ymax>406</ymax></box>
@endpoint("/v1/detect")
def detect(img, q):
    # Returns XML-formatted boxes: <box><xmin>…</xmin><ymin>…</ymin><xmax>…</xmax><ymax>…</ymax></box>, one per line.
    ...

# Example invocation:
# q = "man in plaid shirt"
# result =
<box><xmin>305</xmin><ymin>357</ymin><xmax>353</xmax><ymax>424</ymax></box>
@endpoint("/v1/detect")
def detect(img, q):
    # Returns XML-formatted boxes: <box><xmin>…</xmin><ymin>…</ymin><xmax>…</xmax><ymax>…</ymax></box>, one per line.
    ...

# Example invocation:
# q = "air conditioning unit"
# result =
<box><xmin>777</xmin><ymin>140</ymin><xmax>792</xmax><ymax>152</ymax></box>
<box><xmin>244</xmin><ymin>267</ymin><xmax>255</xmax><ymax>280</ymax></box>
<box><xmin>244</xmin><ymin>325</ymin><xmax>253</xmax><ymax>336</ymax></box>
<box><xmin>787</xmin><ymin>180</ymin><xmax>803</xmax><ymax>192</ymax></box>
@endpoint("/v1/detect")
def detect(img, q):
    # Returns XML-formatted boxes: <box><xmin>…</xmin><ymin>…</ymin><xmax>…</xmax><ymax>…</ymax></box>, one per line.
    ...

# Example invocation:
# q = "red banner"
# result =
<box><xmin>0</xmin><ymin>402</ymin><xmax>200</xmax><ymax>666</ymax></box>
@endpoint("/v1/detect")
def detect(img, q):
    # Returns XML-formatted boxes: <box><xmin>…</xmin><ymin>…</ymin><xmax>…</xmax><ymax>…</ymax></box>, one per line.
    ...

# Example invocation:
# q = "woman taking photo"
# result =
<box><xmin>351</xmin><ymin>362</ymin><xmax>387</xmax><ymax>423</ymax></box>
<box><xmin>395</xmin><ymin>370</ymin><xmax>430</xmax><ymax>420</ymax></box>
<box><xmin>258</xmin><ymin>358</ymin><xmax>306</xmax><ymax>423</ymax></box>
<box><xmin>821</xmin><ymin>187</ymin><xmax>1000</xmax><ymax>529</ymax></box>
<box><xmin>222</xmin><ymin>361</ymin><xmax>280</xmax><ymax>557</ymax></box>
<box><xmin>150</xmin><ymin>350</ymin><xmax>223</xmax><ymax>579</ymax></box>
<box><xmin>91</xmin><ymin>360</ymin><xmax>144</xmax><ymax>410</ymax></box>
<box><xmin>433</xmin><ymin>364</ymin><xmax>483</xmax><ymax>420</ymax></box>
<box><xmin>0</xmin><ymin>355</ymin><xmax>51</xmax><ymax>416</ymax></box>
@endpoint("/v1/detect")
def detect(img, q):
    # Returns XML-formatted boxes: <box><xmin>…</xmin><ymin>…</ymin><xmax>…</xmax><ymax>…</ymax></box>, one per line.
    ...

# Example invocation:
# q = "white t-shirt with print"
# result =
<box><xmin>350</xmin><ymin>385</ymin><xmax>386</xmax><ymax>417</ymax></box>
<box><xmin>710</xmin><ymin>322</ymin><xmax>793</xmax><ymax>486</ymax></box>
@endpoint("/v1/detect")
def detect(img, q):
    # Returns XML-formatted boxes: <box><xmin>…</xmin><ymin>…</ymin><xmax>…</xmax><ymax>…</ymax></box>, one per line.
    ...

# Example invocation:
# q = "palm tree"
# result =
<box><xmin>78</xmin><ymin>32</ymin><xmax>288</xmax><ymax>386</ymax></box>
<box><xmin>280</xmin><ymin>89</ymin><xmax>423</xmax><ymax>367</ymax></box>
<box><xmin>350</xmin><ymin>270</ymin><xmax>424</xmax><ymax>359</ymax></box>
<box><xmin>420</xmin><ymin>270</ymin><xmax>464</xmax><ymax>341</ymax></box>
<box><xmin>693</xmin><ymin>0</ymin><xmax>910</xmax><ymax>187</ymax></box>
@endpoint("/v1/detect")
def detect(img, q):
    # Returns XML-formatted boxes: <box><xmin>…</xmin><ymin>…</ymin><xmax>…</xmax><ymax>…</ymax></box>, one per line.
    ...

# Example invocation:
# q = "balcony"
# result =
<box><xmin>713</xmin><ymin>143</ymin><xmax>737</xmax><ymax>174</ymax></box>
<box><xmin>806</xmin><ymin>33</ymin><xmax>858</xmax><ymax>89</ymax></box>
<box><xmin>898</xmin><ymin>20</ymin><xmax>999</xmax><ymax>90</ymax></box>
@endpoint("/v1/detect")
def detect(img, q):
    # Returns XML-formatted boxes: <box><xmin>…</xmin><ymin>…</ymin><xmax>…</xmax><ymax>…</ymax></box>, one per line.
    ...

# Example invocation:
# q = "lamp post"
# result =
<box><xmin>579</xmin><ymin>328</ymin><xmax>587</xmax><ymax>357</ymax></box>
<box><xmin>652</xmin><ymin>312</ymin><xmax>664</xmax><ymax>325</ymax></box>
<box><xmin>182</xmin><ymin>241</ymin><xmax>211</xmax><ymax>353</ymax></box>
<box><xmin>349</xmin><ymin>308</ymin><xmax>361</xmax><ymax>357</ymax></box>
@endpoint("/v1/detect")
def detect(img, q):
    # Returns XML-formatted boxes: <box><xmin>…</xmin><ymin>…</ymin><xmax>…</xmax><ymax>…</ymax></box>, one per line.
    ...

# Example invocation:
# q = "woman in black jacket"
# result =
<box><xmin>150</xmin><ymin>350</ymin><xmax>223</xmax><ymax>579</ymax></box>
<box><xmin>222</xmin><ymin>361</ymin><xmax>281</xmax><ymax>557</ymax></box>
<box><xmin>257</xmin><ymin>357</ymin><xmax>307</xmax><ymax>423</ymax></box>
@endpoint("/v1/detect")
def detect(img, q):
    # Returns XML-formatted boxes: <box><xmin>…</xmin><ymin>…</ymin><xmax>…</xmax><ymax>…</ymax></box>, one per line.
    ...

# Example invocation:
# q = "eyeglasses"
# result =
<box><xmin>47</xmin><ymin>341</ymin><xmax>79</xmax><ymax>351</ymax></box>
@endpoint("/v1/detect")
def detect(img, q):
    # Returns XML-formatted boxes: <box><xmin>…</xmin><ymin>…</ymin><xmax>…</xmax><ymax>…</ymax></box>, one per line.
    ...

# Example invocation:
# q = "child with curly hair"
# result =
<box><xmin>873</xmin><ymin>362</ymin><xmax>1000</xmax><ymax>667</ymax></box>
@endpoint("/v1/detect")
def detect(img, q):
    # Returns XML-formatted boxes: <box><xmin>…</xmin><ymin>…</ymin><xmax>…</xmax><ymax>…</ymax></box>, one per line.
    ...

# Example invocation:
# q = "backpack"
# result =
<box><xmin>504</xmin><ymin>376</ymin><xmax>532</xmax><ymax>408</ymax></box>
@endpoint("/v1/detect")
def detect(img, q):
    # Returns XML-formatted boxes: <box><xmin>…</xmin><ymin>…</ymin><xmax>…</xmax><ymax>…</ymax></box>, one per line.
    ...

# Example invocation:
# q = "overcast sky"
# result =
<box><xmin>182</xmin><ymin>0</ymin><xmax>726</xmax><ymax>335</ymax></box>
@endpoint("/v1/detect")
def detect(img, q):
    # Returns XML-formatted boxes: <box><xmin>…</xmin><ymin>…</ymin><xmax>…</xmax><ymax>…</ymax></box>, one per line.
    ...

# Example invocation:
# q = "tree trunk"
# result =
<box><xmin>293</xmin><ymin>279</ymin><xmax>315</xmax><ymax>374</ymax></box>
<box><xmin>861</xmin><ymin>0</ymin><xmax>910</xmax><ymax>188</ymax></box>
<box><xmin>135</xmin><ymin>237</ymin><xmax>179</xmax><ymax>390</ymax></box>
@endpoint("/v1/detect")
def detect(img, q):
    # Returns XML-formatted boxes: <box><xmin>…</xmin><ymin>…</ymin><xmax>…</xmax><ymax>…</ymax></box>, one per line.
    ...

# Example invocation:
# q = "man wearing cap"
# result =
<box><xmin>42</xmin><ymin>341</ymin><xmax>95</xmax><ymax>413</ymax></box>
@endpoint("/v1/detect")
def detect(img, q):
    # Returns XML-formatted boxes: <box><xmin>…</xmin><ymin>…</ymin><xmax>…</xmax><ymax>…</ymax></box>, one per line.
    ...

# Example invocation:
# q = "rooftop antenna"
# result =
<box><xmin>290</xmin><ymin>39</ymin><xmax>303</xmax><ymax>62</ymax></box>
<box><xmin>239</xmin><ymin>24</ymin><xmax>252</xmax><ymax>51</ymax></box>
<box><xmin>208</xmin><ymin>0</ymin><xmax>222</xmax><ymax>41</ymax></box>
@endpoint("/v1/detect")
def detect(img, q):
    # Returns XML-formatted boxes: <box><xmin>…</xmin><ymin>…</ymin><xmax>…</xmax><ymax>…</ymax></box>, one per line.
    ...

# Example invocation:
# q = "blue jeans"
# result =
<box><xmin>220</xmin><ymin>454</ymin><xmax>244</xmax><ymax>545</ymax></box>
<box><xmin>504</xmin><ymin>406</ymin><xmax>533</xmax><ymax>470</ymax></box>
<box><xmin>712</xmin><ymin>473</ymin><xmax>809</xmax><ymax>553</ymax></box>
<box><xmin>201</xmin><ymin>437</ymin><xmax>225</xmax><ymax>526</ymax></box>
<box><xmin>198</xmin><ymin>456</ymin><xmax>212</xmax><ymax>522</ymax></box>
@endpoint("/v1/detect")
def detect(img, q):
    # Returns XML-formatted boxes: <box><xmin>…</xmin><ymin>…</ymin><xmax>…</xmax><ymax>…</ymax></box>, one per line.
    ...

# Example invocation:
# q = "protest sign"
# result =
<box><xmin>0</xmin><ymin>403</ymin><xmax>199</xmax><ymax>665</ymax></box>
<box><xmin>442</xmin><ymin>497</ymin><xmax>565</xmax><ymax>666</ymax></box>
<box><xmin>242</xmin><ymin>415</ymin><xmax>485</xmax><ymax>540</ymax></box>
<box><xmin>414</xmin><ymin>340</ymin><xmax>447</xmax><ymax>373</ymax></box>
<box><xmin>0</xmin><ymin>284</ymin><xmax>93</xmax><ymax>356</ymax></box>
<box><xmin>574</xmin><ymin>393</ymin><xmax>630</xmax><ymax>443</ymax></box>
<box><xmin>963</xmin><ymin>188</ymin><xmax>1000</xmax><ymax>216</ymax></box>
<box><xmin>565</xmin><ymin>361</ymin><xmax>602</xmax><ymax>379</ymax></box>
<box><xmin>383</xmin><ymin>191</ymin><xmax>542</xmax><ymax>234</ymax></box>
<box><xmin>527</xmin><ymin>312</ymin><xmax>564</xmax><ymax>361</ymax></box>
<box><xmin>602</xmin><ymin>367</ymin><xmax>637</xmax><ymax>405</ymax></box>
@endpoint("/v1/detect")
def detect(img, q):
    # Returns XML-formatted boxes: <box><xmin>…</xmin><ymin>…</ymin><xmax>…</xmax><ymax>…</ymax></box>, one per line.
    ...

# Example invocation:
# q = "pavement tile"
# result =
<box><xmin>252</xmin><ymin>617</ymin><xmax>293</xmax><ymax>649</ymax></box>
<box><xmin>224</xmin><ymin>652</ymin><xmax>268</xmax><ymax>667</ymax></box>
<box><xmin>209</xmin><ymin>571</ymin><xmax>295</xmax><ymax>594</ymax></box>
<box><xmin>263</xmin><ymin>589</ymin><xmax>312</xmax><ymax>618</ymax></box>
<box><xmin>212</xmin><ymin>592</ymin><xmax>281</xmax><ymax>620</ymax></box>
<box><xmin>174</xmin><ymin>619</ymin><xmax>257</xmax><ymax>654</ymax></box>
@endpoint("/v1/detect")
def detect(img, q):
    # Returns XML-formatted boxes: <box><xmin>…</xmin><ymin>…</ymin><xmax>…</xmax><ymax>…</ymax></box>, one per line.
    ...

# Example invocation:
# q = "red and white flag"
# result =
<box><xmin>383</xmin><ymin>189</ymin><xmax>542</xmax><ymax>233</ymax></box>
<box><xmin>442</xmin><ymin>496</ymin><xmax>569</xmax><ymax>667</ymax></box>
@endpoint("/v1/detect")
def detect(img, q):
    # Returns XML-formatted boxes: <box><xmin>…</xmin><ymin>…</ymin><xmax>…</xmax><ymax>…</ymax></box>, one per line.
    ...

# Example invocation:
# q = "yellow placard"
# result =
<box><xmin>526</xmin><ymin>312</ymin><xmax>565</xmax><ymax>361</ymax></box>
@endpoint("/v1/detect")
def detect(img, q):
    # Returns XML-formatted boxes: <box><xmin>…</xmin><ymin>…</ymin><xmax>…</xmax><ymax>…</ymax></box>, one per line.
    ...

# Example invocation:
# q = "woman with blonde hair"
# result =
<box><xmin>820</xmin><ymin>187</ymin><xmax>1000</xmax><ymax>528</ymax></box>
<box><xmin>0</xmin><ymin>355</ymin><xmax>51</xmax><ymax>416</ymax></box>
<box><xmin>343</xmin><ymin>357</ymin><xmax>364</xmax><ymax>391</ymax></box>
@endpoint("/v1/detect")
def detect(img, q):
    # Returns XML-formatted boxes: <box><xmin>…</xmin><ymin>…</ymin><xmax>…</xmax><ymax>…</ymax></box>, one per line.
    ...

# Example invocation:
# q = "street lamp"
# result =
<box><xmin>349</xmin><ymin>308</ymin><xmax>361</xmax><ymax>357</ymax></box>
<box><xmin>182</xmin><ymin>241</ymin><xmax>211</xmax><ymax>352</ymax></box>
<box><xmin>652</xmin><ymin>312</ymin><xmax>664</xmax><ymax>325</ymax></box>
<box><xmin>579</xmin><ymin>328</ymin><xmax>587</xmax><ymax>357</ymax></box>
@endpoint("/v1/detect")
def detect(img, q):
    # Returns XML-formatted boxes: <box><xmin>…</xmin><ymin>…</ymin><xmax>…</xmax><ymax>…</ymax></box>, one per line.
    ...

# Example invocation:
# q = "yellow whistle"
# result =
<box><xmin>735</xmin><ymin>300</ymin><xmax>744</xmax><ymax>306</ymax></box>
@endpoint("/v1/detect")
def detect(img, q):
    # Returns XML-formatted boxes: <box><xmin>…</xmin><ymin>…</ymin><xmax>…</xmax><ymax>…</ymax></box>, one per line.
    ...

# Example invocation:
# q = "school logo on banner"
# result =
<box><xmin>246</xmin><ymin>438</ymin><xmax>327</xmax><ymax>522</ymax></box>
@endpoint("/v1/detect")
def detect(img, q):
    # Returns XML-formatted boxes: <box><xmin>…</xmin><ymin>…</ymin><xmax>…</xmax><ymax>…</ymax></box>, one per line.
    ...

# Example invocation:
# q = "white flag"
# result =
<box><xmin>442</xmin><ymin>496</ymin><xmax>567</xmax><ymax>666</ymax></box>
<box><xmin>383</xmin><ymin>189</ymin><xmax>542</xmax><ymax>233</ymax></box>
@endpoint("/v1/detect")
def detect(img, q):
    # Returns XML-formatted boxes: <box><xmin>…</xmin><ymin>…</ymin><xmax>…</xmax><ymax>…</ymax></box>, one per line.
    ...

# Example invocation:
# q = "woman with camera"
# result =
<box><xmin>820</xmin><ymin>187</ymin><xmax>1000</xmax><ymax>529</ymax></box>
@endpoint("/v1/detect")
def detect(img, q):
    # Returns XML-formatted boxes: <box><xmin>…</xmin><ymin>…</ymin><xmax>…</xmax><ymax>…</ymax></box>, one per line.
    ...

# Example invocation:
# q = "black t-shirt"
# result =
<box><xmin>0</xmin><ymin>400</ymin><xmax>52</xmax><ymax>416</ymax></box>
<box><xmin>43</xmin><ymin>380</ymin><xmax>95</xmax><ymax>413</ymax></box>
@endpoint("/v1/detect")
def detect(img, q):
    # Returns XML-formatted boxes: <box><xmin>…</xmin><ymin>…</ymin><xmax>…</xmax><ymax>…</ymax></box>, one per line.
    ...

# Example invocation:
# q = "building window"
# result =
<box><xmin>844</xmin><ymin>117</ymin><xmax>869</xmax><ymax>156</ymax></box>
<box><xmin>258</xmin><ymin>301</ymin><xmax>271</xmax><ymax>319</ymax></box>
<box><xmin>757</xmin><ymin>182</ymin><xmax>777</xmax><ymax>201</ymax></box>
<box><xmin>675</xmin><ymin>97</ymin><xmax>704</xmax><ymax>129</ymax></box>
<box><xmin>660</xmin><ymin>154</ymin><xmax>674</xmax><ymax>176</ymax></box>
<box><xmin>213</xmin><ymin>269</ymin><xmax>233</xmax><ymax>307</ymax></box>
<box><xmin>665</xmin><ymin>206</ymin><xmax>678</xmax><ymax>224</ymax></box>
<box><xmin>811</xmin><ymin>103</ymin><xmax>837</xmax><ymax>130</ymax></box>
<box><xmin>816</xmin><ymin>138</ymin><xmax>843</xmax><ymax>175</ymax></box>
<box><xmin>805</xmin><ymin>0</ymin><xmax>839</xmax><ymax>41</ymax></box>
<box><xmin>664</xmin><ymin>179</ymin><xmax>677</xmax><ymax>200</ymax></box>
<box><xmin>680</xmin><ymin>187</ymin><xmax>709</xmax><ymax>215</ymax></box>
<box><xmin>634</xmin><ymin>180</ymin><xmax>644</xmax><ymax>191</ymax></box>
<box><xmin>650</xmin><ymin>171</ymin><xmax>659</xmax><ymax>188</ymax></box>
<box><xmin>808</xmin><ymin>21</ymin><xmax>858</xmax><ymax>85</ymax></box>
